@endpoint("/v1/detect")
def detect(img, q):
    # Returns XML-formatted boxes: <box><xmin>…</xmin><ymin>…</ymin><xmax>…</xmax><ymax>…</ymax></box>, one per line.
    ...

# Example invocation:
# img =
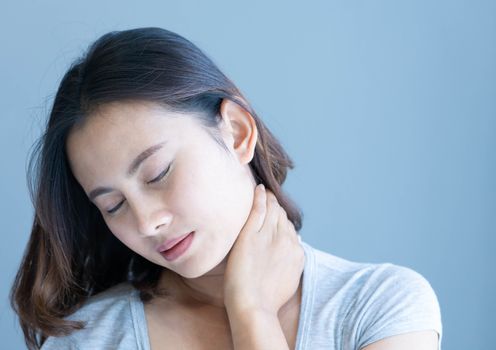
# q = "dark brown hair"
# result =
<box><xmin>9</xmin><ymin>27</ymin><xmax>303</xmax><ymax>349</ymax></box>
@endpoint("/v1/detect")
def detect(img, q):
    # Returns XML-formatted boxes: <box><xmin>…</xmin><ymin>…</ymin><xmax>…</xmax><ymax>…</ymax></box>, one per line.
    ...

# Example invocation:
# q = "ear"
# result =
<box><xmin>218</xmin><ymin>98</ymin><xmax>258</xmax><ymax>165</ymax></box>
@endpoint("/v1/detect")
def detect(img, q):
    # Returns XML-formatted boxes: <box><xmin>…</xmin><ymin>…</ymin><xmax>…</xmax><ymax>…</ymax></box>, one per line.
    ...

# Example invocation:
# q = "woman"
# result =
<box><xmin>10</xmin><ymin>27</ymin><xmax>442</xmax><ymax>350</ymax></box>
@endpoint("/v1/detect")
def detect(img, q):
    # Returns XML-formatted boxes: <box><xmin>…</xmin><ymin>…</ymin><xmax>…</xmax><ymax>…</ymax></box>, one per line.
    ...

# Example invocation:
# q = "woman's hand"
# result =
<box><xmin>223</xmin><ymin>184</ymin><xmax>305</xmax><ymax>316</ymax></box>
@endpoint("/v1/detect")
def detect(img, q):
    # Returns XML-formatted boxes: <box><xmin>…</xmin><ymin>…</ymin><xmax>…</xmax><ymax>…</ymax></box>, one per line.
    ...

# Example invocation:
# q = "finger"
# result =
<box><xmin>286</xmin><ymin>216</ymin><xmax>299</xmax><ymax>240</ymax></box>
<box><xmin>260</xmin><ymin>190</ymin><xmax>281</xmax><ymax>236</ymax></box>
<box><xmin>275</xmin><ymin>206</ymin><xmax>297</xmax><ymax>242</ymax></box>
<box><xmin>241</xmin><ymin>184</ymin><xmax>267</xmax><ymax>235</ymax></box>
<box><xmin>275</xmin><ymin>205</ymin><xmax>287</xmax><ymax>237</ymax></box>
<box><xmin>284</xmin><ymin>212</ymin><xmax>301</xmax><ymax>245</ymax></box>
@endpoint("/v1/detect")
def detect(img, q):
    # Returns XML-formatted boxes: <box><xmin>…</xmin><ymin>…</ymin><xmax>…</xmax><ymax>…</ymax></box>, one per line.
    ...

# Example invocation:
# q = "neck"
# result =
<box><xmin>156</xmin><ymin>254</ymin><xmax>303</xmax><ymax>316</ymax></box>
<box><xmin>157</xmin><ymin>255</ymin><xmax>229</xmax><ymax>309</ymax></box>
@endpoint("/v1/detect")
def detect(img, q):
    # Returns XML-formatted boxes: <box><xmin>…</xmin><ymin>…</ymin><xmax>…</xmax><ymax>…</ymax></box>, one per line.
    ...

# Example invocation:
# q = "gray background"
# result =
<box><xmin>1</xmin><ymin>1</ymin><xmax>495</xmax><ymax>349</ymax></box>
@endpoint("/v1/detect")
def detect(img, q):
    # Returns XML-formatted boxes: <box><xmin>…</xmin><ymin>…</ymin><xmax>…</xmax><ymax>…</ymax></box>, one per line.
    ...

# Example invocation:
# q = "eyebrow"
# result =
<box><xmin>88</xmin><ymin>141</ymin><xmax>166</xmax><ymax>202</ymax></box>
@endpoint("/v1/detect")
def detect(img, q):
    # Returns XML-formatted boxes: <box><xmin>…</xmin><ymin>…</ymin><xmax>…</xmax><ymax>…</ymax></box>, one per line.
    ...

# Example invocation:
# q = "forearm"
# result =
<box><xmin>226</xmin><ymin>308</ymin><xmax>289</xmax><ymax>350</ymax></box>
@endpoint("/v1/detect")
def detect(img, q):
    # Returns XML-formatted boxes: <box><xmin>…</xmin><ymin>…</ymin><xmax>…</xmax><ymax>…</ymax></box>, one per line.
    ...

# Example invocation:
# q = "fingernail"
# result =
<box><xmin>258</xmin><ymin>184</ymin><xmax>265</xmax><ymax>191</ymax></box>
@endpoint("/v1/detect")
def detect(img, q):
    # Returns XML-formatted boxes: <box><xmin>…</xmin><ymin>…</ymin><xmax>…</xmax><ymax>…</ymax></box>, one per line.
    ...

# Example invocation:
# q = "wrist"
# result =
<box><xmin>225</xmin><ymin>303</ymin><xmax>278</xmax><ymax>320</ymax></box>
<box><xmin>226</xmin><ymin>307</ymin><xmax>288</xmax><ymax>350</ymax></box>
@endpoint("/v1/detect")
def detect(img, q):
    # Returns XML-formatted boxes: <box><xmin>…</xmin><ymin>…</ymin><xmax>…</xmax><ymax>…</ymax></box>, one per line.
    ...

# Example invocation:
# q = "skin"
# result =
<box><xmin>360</xmin><ymin>330</ymin><xmax>439</xmax><ymax>350</ymax></box>
<box><xmin>65</xmin><ymin>98</ymin><xmax>437</xmax><ymax>349</ymax></box>
<box><xmin>66</xmin><ymin>98</ymin><xmax>304</xmax><ymax>316</ymax></box>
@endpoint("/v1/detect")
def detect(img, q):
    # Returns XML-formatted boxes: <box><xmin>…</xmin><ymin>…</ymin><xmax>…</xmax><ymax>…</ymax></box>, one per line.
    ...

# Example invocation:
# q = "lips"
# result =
<box><xmin>159</xmin><ymin>231</ymin><xmax>195</xmax><ymax>261</ymax></box>
<box><xmin>156</xmin><ymin>231</ymin><xmax>194</xmax><ymax>252</ymax></box>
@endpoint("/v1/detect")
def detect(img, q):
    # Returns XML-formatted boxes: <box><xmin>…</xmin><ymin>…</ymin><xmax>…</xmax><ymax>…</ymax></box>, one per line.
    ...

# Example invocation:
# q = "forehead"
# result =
<box><xmin>65</xmin><ymin>101</ymin><xmax>208</xmax><ymax>186</ymax></box>
<box><xmin>67</xmin><ymin>101</ymin><xmax>204</xmax><ymax>150</ymax></box>
<box><xmin>80</xmin><ymin>101</ymin><xmax>201</xmax><ymax>134</ymax></box>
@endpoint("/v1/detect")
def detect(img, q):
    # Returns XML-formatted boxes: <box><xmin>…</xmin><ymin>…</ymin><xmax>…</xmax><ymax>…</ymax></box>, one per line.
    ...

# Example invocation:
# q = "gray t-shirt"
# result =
<box><xmin>42</xmin><ymin>240</ymin><xmax>442</xmax><ymax>349</ymax></box>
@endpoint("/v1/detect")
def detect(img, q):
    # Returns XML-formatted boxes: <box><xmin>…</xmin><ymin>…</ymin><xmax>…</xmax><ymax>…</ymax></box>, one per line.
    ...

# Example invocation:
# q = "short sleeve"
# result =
<box><xmin>351</xmin><ymin>264</ymin><xmax>443</xmax><ymax>350</ymax></box>
<box><xmin>41</xmin><ymin>335</ymin><xmax>80</xmax><ymax>350</ymax></box>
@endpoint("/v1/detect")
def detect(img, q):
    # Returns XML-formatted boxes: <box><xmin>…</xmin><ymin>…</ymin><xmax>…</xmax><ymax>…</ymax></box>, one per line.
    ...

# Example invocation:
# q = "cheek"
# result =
<box><xmin>105</xmin><ymin>220</ymin><xmax>140</xmax><ymax>251</ymax></box>
<box><xmin>169</xmin><ymin>162</ymin><xmax>216</xmax><ymax>210</ymax></box>
<box><xmin>165</xmin><ymin>154</ymin><xmax>253</xmax><ymax>238</ymax></box>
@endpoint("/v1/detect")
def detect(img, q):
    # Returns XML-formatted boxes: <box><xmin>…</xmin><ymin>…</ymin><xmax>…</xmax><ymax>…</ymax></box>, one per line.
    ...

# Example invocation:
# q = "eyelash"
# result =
<box><xmin>105</xmin><ymin>164</ymin><xmax>171</xmax><ymax>215</ymax></box>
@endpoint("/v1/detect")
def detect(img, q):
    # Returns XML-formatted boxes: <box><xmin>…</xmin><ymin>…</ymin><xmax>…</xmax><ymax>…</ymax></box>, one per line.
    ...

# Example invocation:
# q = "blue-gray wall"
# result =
<box><xmin>1</xmin><ymin>1</ymin><xmax>494</xmax><ymax>349</ymax></box>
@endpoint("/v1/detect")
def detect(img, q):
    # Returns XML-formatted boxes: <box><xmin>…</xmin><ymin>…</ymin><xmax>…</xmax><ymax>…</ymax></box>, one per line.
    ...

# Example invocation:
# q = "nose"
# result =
<box><xmin>130</xmin><ymin>198</ymin><xmax>172</xmax><ymax>237</ymax></box>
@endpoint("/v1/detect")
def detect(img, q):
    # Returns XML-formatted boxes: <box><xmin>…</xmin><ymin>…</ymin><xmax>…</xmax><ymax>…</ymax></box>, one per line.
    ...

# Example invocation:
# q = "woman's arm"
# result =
<box><xmin>222</xmin><ymin>185</ymin><xmax>304</xmax><ymax>349</ymax></box>
<box><xmin>360</xmin><ymin>330</ymin><xmax>439</xmax><ymax>350</ymax></box>
<box><xmin>227</xmin><ymin>306</ymin><xmax>289</xmax><ymax>350</ymax></box>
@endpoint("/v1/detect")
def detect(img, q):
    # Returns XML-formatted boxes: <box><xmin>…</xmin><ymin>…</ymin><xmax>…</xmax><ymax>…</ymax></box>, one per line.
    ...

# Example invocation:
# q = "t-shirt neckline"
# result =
<box><xmin>130</xmin><ymin>240</ymin><xmax>316</xmax><ymax>350</ymax></box>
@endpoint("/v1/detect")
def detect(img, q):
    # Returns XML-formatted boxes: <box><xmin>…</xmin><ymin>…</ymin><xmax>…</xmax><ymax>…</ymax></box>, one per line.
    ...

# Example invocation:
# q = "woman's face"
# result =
<box><xmin>66</xmin><ymin>100</ymin><xmax>258</xmax><ymax>278</ymax></box>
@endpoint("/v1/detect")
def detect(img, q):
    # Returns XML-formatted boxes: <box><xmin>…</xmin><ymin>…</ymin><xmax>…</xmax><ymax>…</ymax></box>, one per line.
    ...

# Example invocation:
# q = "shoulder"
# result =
<box><xmin>301</xmin><ymin>242</ymin><xmax>442</xmax><ymax>349</ymax></box>
<box><xmin>65</xmin><ymin>282</ymin><xmax>136</xmax><ymax>324</ymax></box>
<box><xmin>347</xmin><ymin>262</ymin><xmax>442</xmax><ymax>349</ymax></box>
<box><xmin>41</xmin><ymin>282</ymin><xmax>142</xmax><ymax>349</ymax></box>
<box><xmin>305</xmin><ymin>242</ymin><xmax>441</xmax><ymax>307</ymax></box>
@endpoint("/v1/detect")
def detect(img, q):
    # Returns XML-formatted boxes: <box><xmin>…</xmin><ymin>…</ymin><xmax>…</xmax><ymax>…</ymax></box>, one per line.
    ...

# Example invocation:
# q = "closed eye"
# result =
<box><xmin>147</xmin><ymin>163</ymin><xmax>171</xmax><ymax>184</ymax></box>
<box><xmin>106</xmin><ymin>163</ymin><xmax>172</xmax><ymax>214</ymax></box>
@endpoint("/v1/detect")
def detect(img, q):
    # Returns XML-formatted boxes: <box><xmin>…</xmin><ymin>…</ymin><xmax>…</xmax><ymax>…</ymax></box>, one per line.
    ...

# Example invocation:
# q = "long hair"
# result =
<box><xmin>9</xmin><ymin>27</ymin><xmax>303</xmax><ymax>350</ymax></box>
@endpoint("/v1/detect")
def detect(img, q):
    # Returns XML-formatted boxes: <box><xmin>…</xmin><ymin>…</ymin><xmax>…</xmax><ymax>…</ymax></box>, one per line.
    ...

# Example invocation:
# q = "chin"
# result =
<box><xmin>187</xmin><ymin>250</ymin><xmax>231</xmax><ymax>279</ymax></box>
<box><xmin>179</xmin><ymin>270</ymin><xmax>205</xmax><ymax>279</ymax></box>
